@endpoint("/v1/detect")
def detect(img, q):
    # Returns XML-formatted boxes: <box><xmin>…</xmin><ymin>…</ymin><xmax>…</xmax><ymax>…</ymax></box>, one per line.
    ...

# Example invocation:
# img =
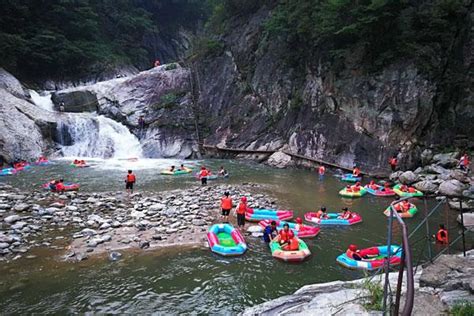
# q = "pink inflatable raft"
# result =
<box><xmin>258</xmin><ymin>220</ymin><xmax>320</xmax><ymax>238</ymax></box>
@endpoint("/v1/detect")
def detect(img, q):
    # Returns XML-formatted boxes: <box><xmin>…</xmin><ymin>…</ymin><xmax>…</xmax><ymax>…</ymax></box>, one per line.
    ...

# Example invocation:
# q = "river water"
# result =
<box><xmin>0</xmin><ymin>159</ymin><xmax>467</xmax><ymax>314</ymax></box>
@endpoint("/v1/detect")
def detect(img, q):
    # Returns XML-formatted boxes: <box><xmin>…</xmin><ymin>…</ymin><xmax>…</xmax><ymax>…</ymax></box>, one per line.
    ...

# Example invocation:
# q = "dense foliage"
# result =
<box><xmin>0</xmin><ymin>0</ymin><xmax>208</xmax><ymax>80</ymax></box>
<box><xmin>264</xmin><ymin>0</ymin><xmax>471</xmax><ymax>76</ymax></box>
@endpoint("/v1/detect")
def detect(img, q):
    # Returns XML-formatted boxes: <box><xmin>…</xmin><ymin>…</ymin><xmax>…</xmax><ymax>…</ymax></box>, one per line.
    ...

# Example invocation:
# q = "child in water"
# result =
<box><xmin>125</xmin><ymin>170</ymin><xmax>136</xmax><ymax>194</ymax></box>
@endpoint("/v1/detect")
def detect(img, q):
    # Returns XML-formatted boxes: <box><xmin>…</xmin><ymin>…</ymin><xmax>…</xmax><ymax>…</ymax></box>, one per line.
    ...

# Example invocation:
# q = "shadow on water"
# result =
<box><xmin>0</xmin><ymin>159</ymin><xmax>468</xmax><ymax>314</ymax></box>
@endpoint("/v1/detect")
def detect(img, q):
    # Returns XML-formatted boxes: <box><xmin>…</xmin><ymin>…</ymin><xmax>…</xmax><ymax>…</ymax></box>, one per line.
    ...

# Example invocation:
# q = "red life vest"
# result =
<box><xmin>436</xmin><ymin>229</ymin><xmax>448</xmax><ymax>244</ymax></box>
<box><xmin>55</xmin><ymin>182</ymin><xmax>65</xmax><ymax>191</ymax></box>
<box><xmin>318</xmin><ymin>166</ymin><xmax>325</xmax><ymax>175</ymax></box>
<box><xmin>288</xmin><ymin>238</ymin><xmax>299</xmax><ymax>250</ymax></box>
<box><xmin>200</xmin><ymin>170</ymin><xmax>209</xmax><ymax>177</ymax></box>
<box><xmin>279</xmin><ymin>229</ymin><xmax>294</xmax><ymax>243</ymax></box>
<box><xmin>127</xmin><ymin>174</ymin><xmax>136</xmax><ymax>182</ymax></box>
<box><xmin>221</xmin><ymin>197</ymin><xmax>232</xmax><ymax>210</ymax></box>
<box><xmin>236</xmin><ymin>202</ymin><xmax>247</xmax><ymax>214</ymax></box>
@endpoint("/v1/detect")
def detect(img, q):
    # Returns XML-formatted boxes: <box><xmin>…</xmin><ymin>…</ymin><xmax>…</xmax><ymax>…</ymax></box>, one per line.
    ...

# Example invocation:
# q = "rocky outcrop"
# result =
<box><xmin>399</xmin><ymin>171</ymin><xmax>419</xmax><ymax>185</ymax></box>
<box><xmin>244</xmin><ymin>252</ymin><xmax>474</xmax><ymax>315</ymax></box>
<box><xmin>0</xmin><ymin>68</ymin><xmax>57</xmax><ymax>162</ymax></box>
<box><xmin>266</xmin><ymin>152</ymin><xmax>293</xmax><ymax>168</ymax></box>
<box><xmin>438</xmin><ymin>180</ymin><xmax>469</xmax><ymax>197</ymax></box>
<box><xmin>51</xmin><ymin>65</ymin><xmax>198</xmax><ymax>158</ymax></box>
<box><xmin>457</xmin><ymin>213</ymin><xmax>474</xmax><ymax>231</ymax></box>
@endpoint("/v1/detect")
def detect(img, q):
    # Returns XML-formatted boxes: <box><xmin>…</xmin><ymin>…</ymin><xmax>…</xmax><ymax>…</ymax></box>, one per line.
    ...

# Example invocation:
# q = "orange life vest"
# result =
<box><xmin>288</xmin><ymin>238</ymin><xmax>299</xmax><ymax>250</ymax></box>
<box><xmin>353</xmin><ymin>168</ymin><xmax>360</xmax><ymax>176</ymax></box>
<box><xmin>126</xmin><ymin>174</ymin><xmax>136</xmax><ymax>182</ymax></box>
<box><xmin>436</xmin><ymin>229</ymin><xmax>448</xmax><ymax>244</ymax></box>
<box><xmin>200</xmin><ymin>170</ymin><xmax>209</xmax><ymax>177</ymax></box>
<box><xmin>55</xmin><ymin>182</ymin><xmax>65</xmax><ymax>191</ymax></box>
<box><xmin>236</xmin><ymin>203</ymin><xmax>247</xmax><ymax>215</ymax></box>
<box><xmin>221</xmin><ymin>197</ymin><xmax>232</xmax><ymax>210</ymax></box>
<box><xmin>279</xmin><ymin>229</ymin><xmax>294</xmax><ymax>243</ymax></box>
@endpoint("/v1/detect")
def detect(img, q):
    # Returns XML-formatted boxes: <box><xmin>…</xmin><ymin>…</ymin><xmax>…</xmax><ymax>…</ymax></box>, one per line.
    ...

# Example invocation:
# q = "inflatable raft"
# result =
<box><xmin>341</xmin><ymin>173</ymin><xmax>361</xmax><ymax>182</ymax></box>
<box><xmin>42</xmin><ymin>182</ymin><xmax>80</xmax><ymax>192</ymax></box>
<box><xmin>393</xmin><ymin>184</ymin><xmax>423</xmax><ymax>197</ymax></box>
<box><xmin>365</xmin><ymin>184</ymin><xmax>395</xmax><ymax>197</ymax></box>
<box><xmin>245</xmin><ymin>208</ymin><xmax>293</xmax><ymax>222</ymax></box>
<box><xmin>207</xmin><ymin>223</ymin><xmax>247</xmax><ymax>256</ymax></box>
<box><xmin>0</xmin><ymin>168</ymin><xmax>17</xmax><ymax>176</ymax></box>
<box><xmin>304</xmin><ymin>212</ymin><xmax>362</xmax><ymax>226</ymax></box>
<box><xmin>339</xmin><ymin>187</ymin><xmax>367</xmax><ymax>198</ymax></box>
<box><xmin>270</xmin><ymin>238</ymin><xmax>311</xmax><ymax>262</ymax></box>
<box><xmin>384</xmin><ymin>203</ymin><xmax>418</xmax><ymax>218</ymax></box>
<box><xmin>35</xmin><ymin>161</ymin><xmax>51</xmax><ymax>166</ymax></box>
<box><xmin>14</xmin><ymin>165</ymin><xmax>31</xmax><ymax>172</ymax></box>
<box><xmin>258</xmin><ymin>220</ymin><xmax>320</xmax><ymax>238</ymax></box>
<box><xmin>70</xmin><ymin>163</ymin><xmax>89</xmax><ymax>168</ymax></box>
<box><xmin>160</xmin><ymin>168</ymin><xmax>192</xmax><ymax>175</ymax></box>
<box><xmin>336</xmin><ymin>245</ymin><xmax>402</xmax><ymax>271</ymax></box>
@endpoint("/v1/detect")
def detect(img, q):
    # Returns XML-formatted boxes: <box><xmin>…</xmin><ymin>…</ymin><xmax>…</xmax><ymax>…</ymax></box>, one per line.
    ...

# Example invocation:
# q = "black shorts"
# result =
<box><xmin>126</xmin><ymin>182</ymin><xmax>134</xmax><ymax>189</ymax></box>
<box><xmin>237</xmin><ymin>213</ymin><xmax>245</xmax><ymax>226</ymax></box>
<box><xmin>222</xmin><ymin>208</ymin><xmax>230</xmax><ymax>216</ymax></box>
<box><xmin>201</xmin><ymin>177</ymin><xmax>207</xmax><ymax>185</ymax></box>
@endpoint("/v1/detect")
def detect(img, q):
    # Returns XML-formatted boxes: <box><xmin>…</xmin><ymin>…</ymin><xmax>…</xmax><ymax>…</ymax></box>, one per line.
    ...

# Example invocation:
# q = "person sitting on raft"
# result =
<box><xmin>295</xmin><ymin>217</ymin><xmax>305</xmax><ymax>230</ymax></box>
<box><xmin>55</xmin><ymin>179</ymin><xmax>65</xmax><ymax>192</ymax></box>
<box><xmin>169</xmin><ymin>166</ymin><xmax>175</xmax><ymax>172</ymax></box>
<box><xmin>381</xmin><ymin>182</ymin><xmax>391</xmax><ymax>191</ymax></box>
<box><xmin>352</xmin><ymin>166</ymin><xmax>361</xmax><ymax>177</ymax></box>
<box><xmin>73</xmin><ymin>159</ymin><xmax>79</xmax><ymax>165</ymax></box>
<box><xmin>351</xmin><ymin>182</ymin><xmax>362</xmax><ymax>192</ymax></box>
<box><xmin>48</xmin><ymin>180</ymin><xmax>57</xmax><ymax>191</ymax></box>
<box><xmin>283</xmin><ymin>236</ymin><xmax>300</xmax><ymax>251</ymax></box>
<box><xmin>275</xmin><ymin>223</ymin><xmax>294</xmax><ymax>247</ymax></box>
<box><xmin>218</xmin><ymin>166</ymin><xmax>228</xmax><ymax>177</ymax></box>
<box><xmin>263</xmin><ymin>221</ymin><xmax>278</xmax><ymax>243</ymax></box>
<box><xmin>178</xmin><ymin>164</ymin><xmax>186</xmax><ymax>171</ymax></box>
<box><xmin>37</xmin><ymin>155</ymin><xmax>48</xmax><ymax>163</ymax></box>
<box><xmin>346</xmin><ymin>244</ymin><xmax>365</xmax><ymax>261</ymax></box>
<box><xmin>314</xmin><ymin>206</ymin><xmax>329</xmax><ymax>219</ymax></box>
<box><xmin>368</xmin><ymin>180</ymin><xmax>378</xmax><ymax>190</ymax></box>
<box><xmin>338</xmin><ymin>207</ymin><xmax>353</xmax><ymax>219</ymax></box>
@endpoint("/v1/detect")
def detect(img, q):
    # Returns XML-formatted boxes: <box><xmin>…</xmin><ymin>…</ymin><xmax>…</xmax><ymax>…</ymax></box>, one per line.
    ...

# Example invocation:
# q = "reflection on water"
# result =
<box><xmin>0</xmin><ymin>159</ymin><xmax>468</xmax><ymax>314</ymax></box>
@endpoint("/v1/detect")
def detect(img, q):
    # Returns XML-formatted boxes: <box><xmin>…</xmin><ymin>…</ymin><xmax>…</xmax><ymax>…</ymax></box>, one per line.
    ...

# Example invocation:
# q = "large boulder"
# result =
<box><xmin>414</xmin><ymin>180</ymin><xmax>439</xmax><ymax>194</ymax></box>
<box><xmin>420</xmin><ymin>149</ymin><xmax>434</xmax><ymax>166</ymax></box>
<box><xmin>438</xmin><ymin>180</ymin><xmax>469</xmax><ymax>197</ymax></box>
<box><xmin>447</xmin><ymin>170</ymin><xmax>469</xmax><ymax>183</ymax></box>
<box><xmin>389</xmin><ymin>171</ymin><xmax>404</xmax><ymax>181</ymax></box>
<box><xmin>457</xmin><ymin>213</ymin><xmax>474</xmax><ymax>231</ymax></box>
<box><xmin>399</xmin><ymin>171</ymin><xmax>419</xmax><ymax>184</ymax></box>
<box><xmin>425</xmin><ymin>164</ymin><xmax>449</xmax><ymax>175</ymax></box>
<box><xmin>432</xmin><ymin>152</ymin><xmax>459</xmax><ymax>168</ymax></box>
<box><xmin>52</xmin><ymin>90</ymin><xmax>99</xmax><ymax>112</ymax></box>
<box><xmin>266</xmin><ymin>151</ymin><xmax>293</xmax><ymax>168</ymax></box>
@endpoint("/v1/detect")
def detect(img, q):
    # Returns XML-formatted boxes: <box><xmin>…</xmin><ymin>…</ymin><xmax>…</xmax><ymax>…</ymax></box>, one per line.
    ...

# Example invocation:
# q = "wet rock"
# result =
<box><xmin>389</xmin><ymin>171</ymin><xmax>403</xmax><ymax>181</ymax></box>
<box><xmin>425</xmin><ymin>164</ymin><xmax>448</xmax><ymax>175</ymax></box>
<box><xmin>432</xmin><ymin>152</ymin><xmax>459</xmax><ymax>168</ymax></box>
<box><xmin>80</xmin><ymin>228</ymin><xmax>97</xmax><ymax>236</ymax></box>
<box><xmin>399</xmin><ymin>171</ymin><xmax>419</xmax><ymax>184</ymax></box>
<box><xmin>438</xmin><ymin>180</ymin><xmax>469</xmax><ymax>197</ymax></box>
<box><xmin>109</xmin><ymin>251</ymin><xmax>122</xmax><ymax>261</ymax></box>
<box><xmin>166</xmin><ymin>228</ymin><xmax>178</xmax><ymax>234</ymax></box>
<box><xmin>0</xmin><ymin>243</ymin><xmax>9</xmax><ymax>249</ymax></box>
<box><xmin>139</xmin><ymin>240</ymin><xmax>150</xmax><ymax>249</ymax></box>
<box><xmin>101</xmin><ymin>235</ymin><xmax>112</xmax><ymax>242</ymax></box>
<box><xmin>192</xmin><ymin>219</ymin><xmax>206</xmax><ymax>226</ymax></box>
<box><xmin>448</xmin><ymin>170</ymin><xmax>468</xmax><ymax>183</ymax></box>
<box><xmin>413</xmin><ymin>181</ymin><xmax>439</xmax><ymax>194</ymax></box>
<box><xmin>11</xmin><ymin>221</ymin><xmax>27</xmax><ymax>230</ymax></box>
<box><xmin>4</xmin><ymin>215</ymin><xmax>21</xmax><ymax>224</ymax></box>
<box><xmin>13</xmin><ymin>203</ymin><xmax>29</xmax><ymax>212</ymax></box>
<box><xmin>75</xmin><ymin>253</ymin><xmax>88</xmax><ymax>262</ymax></box>
<box><xmin>266</xmin><ymin>152</ymin><xmax>293</xmax><ymax>169</ymax></box>
<box><xmin>149</xmin><ymin>203</ymin><xmax>165</xmax><ymax>212</ymax></box>
<box><xmin>66</xmin><ymin>205</ymin><xmax>78</xmax><ymax>212</ymax></box>
<box><xmin>99</xmin><ymin>223</ymin><xmax>111</xmax><ymax>230</ymax></box>
<box><xmin>419</xmin><ymin>254</ymin><xmax>473</xmax><ymax>291</ymax></box>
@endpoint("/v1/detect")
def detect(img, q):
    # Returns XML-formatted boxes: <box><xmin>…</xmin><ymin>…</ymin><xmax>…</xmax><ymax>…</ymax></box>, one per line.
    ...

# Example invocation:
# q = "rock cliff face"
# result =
<box><xmin>193</xmin><ymin>6</ymin><xmax>473</xmax><ymax>172</ymax></box>
<box><xmin>0</xmin><ymin>69</ymin><xmax>57</xmax><ymax>162</ymax></box>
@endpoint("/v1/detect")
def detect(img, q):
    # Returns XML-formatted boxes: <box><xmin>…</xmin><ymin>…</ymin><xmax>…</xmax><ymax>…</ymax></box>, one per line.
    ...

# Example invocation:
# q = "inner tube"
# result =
<box><xmin>336</xmin><ymin>245</ymin><xmax>402</xmax><ymax>271</ymax></box>
<box><xmin>304</xmin><ymin>212</ymin><xmax>362</xmax><ymax>226</ymax></box>
<box><xmin>341</xmin><ymin>173</ymin><xmax>361</xmax><ymax>182</ymax></box>
<box><xmin>42</xmin><ymin>182</ymin><xmax>80</xmax><ymax>192</ymax></box>
<box><xmin>258</xmin><ymin>220</ymin><xmax>320</xmax><ymax>238</ymax></box>
<box><xmin>364</xmin><ymin>184</ymin><xmax>396</xmax><ymax>197</ymax></box>
<box><xmin>207</xmin><ymin>223</ymin><xmax>247</xmax><ymax>256</ymax></box>
<box><xmin>383</xmin><ymin>203</ymin><xmax>418</xmax><ymax>218</ymax></box>
<box><xmin>270</xmin><ymin>238</ymin><xmax>311</xmax><ymax>262</ymax></box>
<box><xmin>245</xmin><ymin>208</ymin><xmax>294</xmax><ymax>222</ymax></box>
<box><xmin>0</xmin><ymin>168</ymin><xmax>17</xmax><ymax>176</ymax></box>
<box><xmin>339</xmin><ymin>187</ymin><xmax>367</xmax><ymax>198</ymax></box>
<box><xmin>161</xmin><ymin>168</ymin><xmax>192</xmax><ymax>175</ymax></box>
<box><xmin>393</xmin><ymin>184</ymin><xmax>423</xmax><ymax>197</ymax></box>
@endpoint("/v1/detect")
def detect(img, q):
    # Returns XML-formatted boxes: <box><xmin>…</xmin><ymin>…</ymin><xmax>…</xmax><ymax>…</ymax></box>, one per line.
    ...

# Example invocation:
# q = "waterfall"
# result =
<box><xmin>29</xmin><ymin>89</ymin><xmax>143</xmax><ymax>159</ymax></box>
<box><xmin>57</xmin><ymin>114</ymin><xmax>143</xmax><ymax>159</ymax></box>
<box><xmin>29</xmin><ymin>90</ymin><xmax>54</xmax><ymax>112</ymax></box>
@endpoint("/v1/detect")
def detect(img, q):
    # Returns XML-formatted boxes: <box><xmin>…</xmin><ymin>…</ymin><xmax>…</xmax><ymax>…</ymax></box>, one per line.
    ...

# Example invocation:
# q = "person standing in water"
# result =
<box><xmin>125</xmin><ymin>170</ymin><xmax>136</xmax><ymax>195</ymax></box>
<box><xmin>220</xmin><ymin>191</ymin><xmax>233</xmax><ymax>223</ymax></box>
<box><xmin>318</xmin><ymin>165</ymin><xmax>325</xmax><ymax>180</ymax></box>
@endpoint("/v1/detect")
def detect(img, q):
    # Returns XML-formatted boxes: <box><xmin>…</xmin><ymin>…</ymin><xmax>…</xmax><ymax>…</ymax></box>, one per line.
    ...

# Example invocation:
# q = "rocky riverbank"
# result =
<box><xmin>243</xmin><ymin>251</ymin><xmax>474</xmax><ymax>315</ymax></box>
<box><xmin>0</xmin><ymin>183</ymin><xmax>277</xmax><ymax>263</ymax></box>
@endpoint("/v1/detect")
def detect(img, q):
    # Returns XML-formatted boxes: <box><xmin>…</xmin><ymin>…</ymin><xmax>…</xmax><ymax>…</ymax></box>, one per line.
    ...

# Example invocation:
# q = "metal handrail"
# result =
<box><xmin>382</xmin><ymin>196</ymin><xmax>415</xmax><ymax>316</ymax></box>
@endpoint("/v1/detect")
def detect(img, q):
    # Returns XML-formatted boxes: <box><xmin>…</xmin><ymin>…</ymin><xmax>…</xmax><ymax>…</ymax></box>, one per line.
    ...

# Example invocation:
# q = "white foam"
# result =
<box><xmin>29</xmin><ymin>90</ymin><xmax>55</xmax><ymax>112</ymax></box>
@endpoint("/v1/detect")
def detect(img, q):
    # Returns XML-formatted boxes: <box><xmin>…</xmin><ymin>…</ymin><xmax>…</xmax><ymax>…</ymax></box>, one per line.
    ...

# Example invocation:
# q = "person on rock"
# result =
<box><xmin>459</xmin><ymin>153</ymin><xmax>470</xmax><ymax>174</ymax></box>
<box><xmin>235</xmin><ymin>196</ymin><xmax>249</xmax><ymax>229</ymax></box>
<box><xmin>154</xmin><ymin>59</ymin><xmax>161</xmax><ymax>67</ymax></box>
<box><xmin>220</xmin><ymin>191</ymin><xmax>233</xmax><ymax>223</ymax></box>
<box><xmin>433</xmin><ymin>224</ymin><xmax>448</xmax><ymax>244</ymax></box>
<box><xmin>263</xmin><ymin>221</ymin><xmax>278</xmax><ymax>243</ymax></box>
<box><xmin>389</xmin><ymin>156</ymin><xmax>398</xmax><ymax>172</ymax></box>
<box><xmin>125</xmin><ymin>170</ymin><xmax>136</xmax><ymax>195</ymax></box>
<box><xmin>318</xmin><ymin>165</ymin><xmax>325</xmax><ymax>180</ymax></box>
<box><xmin>138</xmin><ymin>115</ymin><xmax>145</xmax><ymax>129</ymax></box>
<box><xmin>275</xmin><ymin>223</ymin><xmax>294</xmax><ymax>247</ymax></box>
<box><xmin>199</xmin><ymin>166</ymin><xmax>209</xmax><ymax>185</ymax></box>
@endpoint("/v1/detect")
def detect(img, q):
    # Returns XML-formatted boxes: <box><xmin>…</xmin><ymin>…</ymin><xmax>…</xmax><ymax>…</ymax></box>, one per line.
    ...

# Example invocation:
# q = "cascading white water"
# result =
<box><xmin>29</xmin><ymin>89</ymin><xmax>143</xmax><ymax>159</ymax></box>
<box><xmin>58</xmin><ymin>114</ymin><xmax>143</xmax><ymax>159</ymax></box>
<box><xmin>29</xmin><ymin>90</ymin><xmax>54</xmax><ymax>112</ymax></box>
